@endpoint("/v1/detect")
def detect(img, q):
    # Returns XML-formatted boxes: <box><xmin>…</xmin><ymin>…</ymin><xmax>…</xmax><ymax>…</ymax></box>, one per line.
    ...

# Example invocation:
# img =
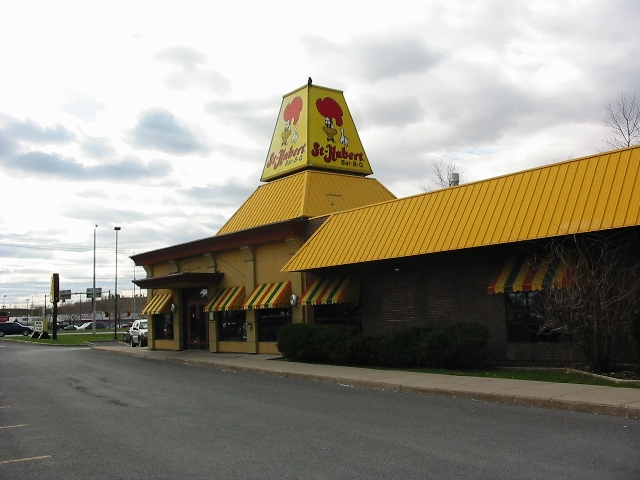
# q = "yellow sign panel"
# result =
<box><xmin>261</xmin><ymin>83</ymin><xmax>373</xmax><ymax>182</ymax></box>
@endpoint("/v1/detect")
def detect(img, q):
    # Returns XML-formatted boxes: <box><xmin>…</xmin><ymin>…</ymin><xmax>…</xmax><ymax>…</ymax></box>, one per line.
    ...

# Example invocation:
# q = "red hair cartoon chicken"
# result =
<box><xmin>316</xmin><ymin>97</ymin><xmax>348</xmax><ymax>145</ymax></box>
<box><xmin>281</xmin><ymin>96</ymin><xmax>303</xmax><ymax>146</ymax></box>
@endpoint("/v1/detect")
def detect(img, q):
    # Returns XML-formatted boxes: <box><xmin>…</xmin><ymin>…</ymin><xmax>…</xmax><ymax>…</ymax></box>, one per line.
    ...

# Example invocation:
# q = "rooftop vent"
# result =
<box><xmin>448</xmin><ymin>172</ymin><xmax>459</xmax><ymax>187</ymax></box>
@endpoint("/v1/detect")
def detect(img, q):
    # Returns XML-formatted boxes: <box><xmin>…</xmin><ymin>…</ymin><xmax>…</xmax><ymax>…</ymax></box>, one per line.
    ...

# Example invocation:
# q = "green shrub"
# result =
<box><xmin>277</xmin><ymin>323</ymin><xmax>321</xmax><ymax>362</ymax></box>
<box><xmin>277</xmin><ymin>321</ymin><xmax>490</xmax><ymax>369</ymax></box>
<box><xmin>277</xmin><ymin>323</ymin><xmax>360</xmax><ymax>364</ymax></box>
<box><xmin>630</xmin><ymin>311</ymin><xmax>640</xmax><ymax>362</ymax></box>
<box><xmin>419</xmin><ymin>322</ymin><xmax>490</xmax><ymax>369</ymax></box>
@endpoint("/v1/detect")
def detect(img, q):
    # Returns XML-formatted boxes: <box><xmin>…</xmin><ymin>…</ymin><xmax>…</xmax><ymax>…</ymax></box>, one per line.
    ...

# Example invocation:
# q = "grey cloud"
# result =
<box><xmin>81</xmin><ymin>136</ymin><xmax>117</xmax><ymax>159</ymax></box>
<box><xmin>155</xmin><ymin>46</ymin><xmax>207</xmax><ymax>72</ymax></box>
<box><xmin>127</xmin><ymin>108</ymin><xmax>210</xmax><ymax>155</ymax></box>
<box><xmin>155</xmin><ymin>46</ymin><xmax>231</xmax><ymax>94</ymax></box>
<box><xmin>204</xmin><ymin>96</ymin><xmax>278</xmax><ymax>146</ymax></box>
<box><xmin>302</xmin><ymin>35</ymin><xmax>442</xmax><ymax>82</ymax></box>
<box><xmin>63</xmin><ymin>204</ymin><xmax>154</xmax><ymax>225</ymax></box>
<box><xmin>358</xmin><ymin>96</ymin><xmax>425</xmax><ymax>127</ymax></box>
<box><xmin>353</xmin><ymin>37</ymin><xmax>443</xmax><ymax>81</ymax></box>
<box><xmin>3</xmin><ymin>116</ymin><xmax>76</xmax><ymax>144</ymax></box>
<box><xmin>179</xmin><ymin>177</ymin><xmax>256</xmax><ymax>208</ymax></box>
<box><xmin>1</xmin><ymin>150</ymin><xmax>172</xmax><ymax>183</ymax></box>
<box><xmin>62</xmin><ymin>95</ymin><xmax>106</xmax><ymax>121</ymax></box>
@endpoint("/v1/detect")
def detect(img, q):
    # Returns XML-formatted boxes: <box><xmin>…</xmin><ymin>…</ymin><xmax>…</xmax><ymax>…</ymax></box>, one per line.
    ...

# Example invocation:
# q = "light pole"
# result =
<box><xmin>114</xmin><ymin>226</ymin><xmax>121</xmax><ymax>340</ymax></box>
<box><xmin>92</xmin><ymin>224</ymin><xmax>98</xmax><ymax>335</ymax></box>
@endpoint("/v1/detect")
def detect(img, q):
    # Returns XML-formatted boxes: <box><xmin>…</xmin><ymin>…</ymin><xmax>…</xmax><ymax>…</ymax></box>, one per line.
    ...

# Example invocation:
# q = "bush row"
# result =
<box><xmin>631</xmin><ymin>311</ymin><xmax>640</xmax><ymax>362</ymax></box>
<box><xmin>277</xmin><ymin>322</ymin><xmax>490</xmax><ymax>369</ymax></box>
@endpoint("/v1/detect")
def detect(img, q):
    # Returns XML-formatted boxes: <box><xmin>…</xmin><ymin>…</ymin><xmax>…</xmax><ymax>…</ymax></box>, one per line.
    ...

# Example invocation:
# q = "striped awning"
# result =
<box><xmin>243</xmin><ymin>282</ymin><xmax>291</xmax><ymax>310</ymax></box>
<box><xmin>488</xmin><ymin>256</ymin><xmax>573</xmax><ymax>294</ymax></box>
<box><xmin>299</xmin><ymin>275</ymin><xmax>359</xmax><ymax>306</ymax></box>
<box><xmin>205</xmin><ymin>287</ymin><xmax>245</xmax><ymax>312</ymax></box>
<box><xmin>141</xmin><ymin>293</ymin><xmax>172</xmax><ymax>315</ymax></box>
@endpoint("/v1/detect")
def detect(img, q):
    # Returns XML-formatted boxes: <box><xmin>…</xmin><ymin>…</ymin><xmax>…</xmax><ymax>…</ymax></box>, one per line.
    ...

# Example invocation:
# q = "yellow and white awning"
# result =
<box><xmin>205</xmin><ymin>287</ymin><xmax>245</xmax><ymax>312</ymax></box>
<box><xmin>299</xmin><ymin>275</ymin><xmax>359</xmax><ymax>305</ymax></box>
<box><xmin>141</xmin><ymin>293</ymin><xmax>172</xmax><ymax>315</ymax></box>
<box><xmin>243</xmin><ymin>282</ymin><xmax>291</xmax><ymax>310</ymax></box>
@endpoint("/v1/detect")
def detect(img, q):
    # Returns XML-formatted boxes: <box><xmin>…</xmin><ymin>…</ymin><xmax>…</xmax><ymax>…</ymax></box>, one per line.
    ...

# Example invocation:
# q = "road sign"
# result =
<box><xmin>60</xmin><ymin>290</ymin><xmax>72</xmax><ymax>300</ymax></box>
<box><xmin>86</xmin><ymin>287</ymin><xmax>102</xmax><ymax>299</ymax></box>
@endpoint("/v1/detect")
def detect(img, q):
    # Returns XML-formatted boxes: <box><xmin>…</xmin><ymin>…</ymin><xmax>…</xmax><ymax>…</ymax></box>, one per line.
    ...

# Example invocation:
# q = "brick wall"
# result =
<box><xmin>336</xmin><ymin>237</ymin><xmax>639</xmax><ymax>365</ymax></box>
<box><xmin>358</xmin><ymin>245</ymin><xmax>607</xmax><ymax>363</ymax></box>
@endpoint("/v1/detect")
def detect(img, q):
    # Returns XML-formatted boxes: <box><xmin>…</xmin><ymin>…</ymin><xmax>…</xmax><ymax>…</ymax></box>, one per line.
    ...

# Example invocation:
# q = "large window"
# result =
<box><xmin>505</xmin><ymin>292</ymin><xmax>570</xmax><ymax>342</ymax></box>
<box><xmin>153</xmin><ymin>314</ymin><xmax>173</xmax><ymax>340</ymax></box>
<box><xmin>313</xmin><ymin>303</ymin><xmax>361</xmax><ymax>328</ymax></box>
<box><xmin>217</xmin><ymin>310</ymin><xmax>247</xmax><ymax>342</ymax></box>
<box><xmin>257</xmin><ymin>308</ymin><xmax>291</xmax><ymax>342</ymax></box>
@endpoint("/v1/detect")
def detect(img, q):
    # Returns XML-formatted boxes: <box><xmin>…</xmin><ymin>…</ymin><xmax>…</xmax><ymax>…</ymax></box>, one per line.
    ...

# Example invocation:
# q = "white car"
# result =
<box><xmin>128</xmin><ymin>320</ymin><xmax>148</xmax><ymax>347</ymax></box>
<box><xmin>76</xmin><ymin>321</ymin><xmax>106</xmax><ymax>330</ymax></box>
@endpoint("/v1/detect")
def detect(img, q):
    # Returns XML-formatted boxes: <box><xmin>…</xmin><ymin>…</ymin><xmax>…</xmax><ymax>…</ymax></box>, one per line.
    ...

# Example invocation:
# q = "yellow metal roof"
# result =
<box><xmin>283</xmin><ymin>146</ymin><xmax>640</xmax><ymax>272</ymax></box>
<box><xmin>216</xmin><ymin>170</ymin><xmax>395</xmax><ymax>235</ymax></box>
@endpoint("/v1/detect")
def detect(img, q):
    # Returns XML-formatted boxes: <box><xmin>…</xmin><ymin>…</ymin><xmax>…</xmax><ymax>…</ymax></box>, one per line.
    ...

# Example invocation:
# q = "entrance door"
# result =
<box><xmin>187</xmin><ymin>300</ymin><xmax>208</xmax><ymax>350</ymax></box>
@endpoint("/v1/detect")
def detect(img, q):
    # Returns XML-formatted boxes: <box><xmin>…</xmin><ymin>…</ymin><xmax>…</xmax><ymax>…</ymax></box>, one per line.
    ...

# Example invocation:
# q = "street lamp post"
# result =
<box><xmin>92</xmin><ymin>224</ymin><xmax>98</xmax><ymax>335</ymax></box>
<box><xmin>114</xmin><ymin>227</ymin><xmax>121</xmax><ymax>340</ymax></box>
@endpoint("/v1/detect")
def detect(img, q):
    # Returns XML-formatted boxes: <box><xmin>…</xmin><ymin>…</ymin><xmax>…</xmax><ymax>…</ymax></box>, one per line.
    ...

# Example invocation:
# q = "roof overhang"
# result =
<box><xmin>133</xmin><ymin>272</ymin><xmax>224</xmax><ymax>289</ymax></box>
<box><xmin>131</xmin><ymin>219</ymin><xmax>308</xmax><ymax>267</ymax></box>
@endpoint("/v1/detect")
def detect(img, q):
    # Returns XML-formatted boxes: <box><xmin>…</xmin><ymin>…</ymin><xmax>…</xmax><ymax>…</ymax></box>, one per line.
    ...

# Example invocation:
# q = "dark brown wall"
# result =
<box><xmin>318</xmin><ymin>229</ymin><xmax>640</xmax><ymax>365</ymax></box>
<box><xmin>359</xmin><ymin>246</ymin><xmax>508</xmax><ymax>360</ymax></box>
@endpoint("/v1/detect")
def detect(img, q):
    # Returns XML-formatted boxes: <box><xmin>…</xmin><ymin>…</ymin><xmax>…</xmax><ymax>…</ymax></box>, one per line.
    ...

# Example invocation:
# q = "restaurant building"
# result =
<box><xmin>283</xmin><ymin>144</ymin><xmax>640</xmax><ymax>363</ymax></box>
<box><xmin>132</xmin><ymin>83</ymin><xmax>395</xmax><ymax>354</ymax></box>
<box><xmin>134</xmin><ymin>82</ymin><xmax>640</xmax><ymax>364</ymax></box>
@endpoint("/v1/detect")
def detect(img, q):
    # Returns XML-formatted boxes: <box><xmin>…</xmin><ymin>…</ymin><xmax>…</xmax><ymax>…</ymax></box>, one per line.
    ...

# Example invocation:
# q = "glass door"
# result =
<box><xmin>187</xmin><ymin>301</ymin><xmax>208</xmax><ymax>350</ymax></box>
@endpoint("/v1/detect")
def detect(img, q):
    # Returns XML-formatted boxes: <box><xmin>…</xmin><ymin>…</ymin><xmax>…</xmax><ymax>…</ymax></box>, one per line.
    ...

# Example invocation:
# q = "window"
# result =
<box><xmin>217</xmin><ymin>310</ymin><xmax>247</xmax><ymax>342</ymax></box>
<box><xmin>313</xmin><ymin>303</ymin><xmax>361</xmax><ymax>328</ymax></box>
<box><xmin>153</xmin><ymin>313</ymin><xmax>173</xmax><ymax>340</ymax></box>
<box><xmin>505</xmin><ymin>292</ymin><xmax>571</xmax><ymax>342</ymax></box>
<box><xmin>256</xmin><ymin>308</ymin><xmax>291</xmax><ymax>342</ymax></box>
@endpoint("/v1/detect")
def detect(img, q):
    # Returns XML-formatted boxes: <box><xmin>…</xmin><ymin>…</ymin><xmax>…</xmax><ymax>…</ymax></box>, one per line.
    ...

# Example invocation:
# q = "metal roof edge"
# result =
<box><xmin>131</xmin><ymin>218</ymin><xmax>308</xmax><ymax>266</ymax></box>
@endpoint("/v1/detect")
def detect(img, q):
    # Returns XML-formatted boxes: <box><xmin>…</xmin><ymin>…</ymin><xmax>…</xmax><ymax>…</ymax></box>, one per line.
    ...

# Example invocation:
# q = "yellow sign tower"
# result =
<box><xmin>261</xmin><ymin>82</ymin><xmax>373</xmax><ymax>182</ymax></box>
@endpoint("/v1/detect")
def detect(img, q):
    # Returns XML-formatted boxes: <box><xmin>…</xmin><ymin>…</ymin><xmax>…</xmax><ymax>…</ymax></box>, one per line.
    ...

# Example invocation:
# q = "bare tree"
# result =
<box><xmin>540</xmin><ymin>231</ymin><xmax>640</xmax><ymax>373</ymax></box>
<box><xmin>421</xmin><ymin>159</ymin><xmax>462</xmax><ymax>191</ymax></box>
<box><xmin>603</xmin><ymin>92</ymin><xmax>640</xmax><ymax>150</ymax></box>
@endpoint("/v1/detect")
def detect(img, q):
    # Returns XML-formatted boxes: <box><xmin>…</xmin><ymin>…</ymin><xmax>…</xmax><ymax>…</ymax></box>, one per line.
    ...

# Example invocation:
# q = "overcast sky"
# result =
<box><xmin>1</xmin><ymin>0</ymin><xmax>639</xmax><ymax>310</ymax></box>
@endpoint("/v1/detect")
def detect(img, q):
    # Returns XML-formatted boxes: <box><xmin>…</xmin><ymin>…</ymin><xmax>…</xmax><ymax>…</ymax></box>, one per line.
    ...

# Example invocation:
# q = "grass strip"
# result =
<box><xmin>1</xmin><ymin>333</ymin><xmax>125</xmax><ymax>345</ymax></box>
<box><xmin>394</xmin><ymin>366</ymin><xmax>640</xmax><ymax>389</ymax></box>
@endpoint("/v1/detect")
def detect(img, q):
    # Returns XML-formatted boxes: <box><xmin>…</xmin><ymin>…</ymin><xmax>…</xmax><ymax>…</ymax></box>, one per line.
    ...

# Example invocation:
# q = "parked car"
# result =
<box><xmin>123</xmin><ymin>327</ymin><xmax>132</xmax><ymax>343</ymax></box>
<box><xmin>63</xmin><ymin>324</ymin><xmax>78</xmax><ymax>330</ymax></box>
<box><xmin>0</xmin><ymin>322</ymin><xmax>34</xmax><ymax>337</ymax></box>
<box><xmin>128</xmin><ymin>320</ymin><xmax>148</xmax><ymax>347</ymax></box>
<box><xmin>76</xmin><ymin>322</ymin><xmax>106</xmax><ymax>330</ymax></box>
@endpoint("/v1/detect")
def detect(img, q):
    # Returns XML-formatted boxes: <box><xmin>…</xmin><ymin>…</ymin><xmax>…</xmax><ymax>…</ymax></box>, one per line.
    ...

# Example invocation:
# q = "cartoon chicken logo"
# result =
<box><xmin>316</xmin><ymin>97</ymin><xmax>348</xmax><ymax>145</ymax></box>
<box><xmin>281</xmin><ymin>96</ymin><xmax>303</xmax><ymax>146</ymax></box>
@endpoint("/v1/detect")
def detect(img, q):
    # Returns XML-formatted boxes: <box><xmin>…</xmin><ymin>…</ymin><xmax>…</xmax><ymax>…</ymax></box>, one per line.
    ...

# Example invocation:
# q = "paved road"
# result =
<box><xmin>1</xmin><ymin>342</ymin><xmax>639</xmax><ymax>479</ymax></box>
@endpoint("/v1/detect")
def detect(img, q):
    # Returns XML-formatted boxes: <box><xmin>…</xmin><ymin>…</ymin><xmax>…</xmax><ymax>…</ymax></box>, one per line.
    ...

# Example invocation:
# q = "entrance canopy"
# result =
<box><xmin>243</xmin><ymin>282</ymin><xmax>291</xmax><ymax>309</ymax></box>
<box><xmin>488</xmin><ymin>256</ymin><xmax>573</xmax><ymax>294</ymax></box>
<box><xmin>299</xmin><ymin>275</ymin><xmax>359</xmax><ymax>305</ymax></box>
<box><xmin>141</xmin><ymin>293</ymin><xmax>173</xmax><ymax>315</ymax></box>
<box><xmin>205</xmin><ymin>286</ymin><xmax>245</xmax><ymax>312</ymax></box>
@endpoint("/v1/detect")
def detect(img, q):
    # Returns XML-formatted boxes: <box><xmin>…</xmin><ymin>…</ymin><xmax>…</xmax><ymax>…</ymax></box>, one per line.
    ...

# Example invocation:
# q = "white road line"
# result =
<box><xmin>0</xmin><ymin>424</ymin><xmax>28</xmax><ymax>429</ymax></box>
<box><xmin>0</xmin><ymin>455</ymin><xmax>52</xmax><ymax>465</ymax></box>
<box><xmin>0</xmin><ymin>406</ymin><xmax>11</xmax><ymax>409</ymax></box>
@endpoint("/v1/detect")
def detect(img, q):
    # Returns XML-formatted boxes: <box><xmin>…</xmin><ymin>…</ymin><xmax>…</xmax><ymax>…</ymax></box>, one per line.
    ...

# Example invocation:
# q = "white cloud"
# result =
<box><xmin>1</xmin><ymin>0</ymin><xmax>640</xmax><ymax>303</ymax></box>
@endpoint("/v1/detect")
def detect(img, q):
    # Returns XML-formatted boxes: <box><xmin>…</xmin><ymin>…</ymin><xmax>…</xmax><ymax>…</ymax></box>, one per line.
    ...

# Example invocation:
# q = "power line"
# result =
<box><xmin>0</xmin><ymin>241</ymin><xmax>135</xmax><ymax>255</ymax></box>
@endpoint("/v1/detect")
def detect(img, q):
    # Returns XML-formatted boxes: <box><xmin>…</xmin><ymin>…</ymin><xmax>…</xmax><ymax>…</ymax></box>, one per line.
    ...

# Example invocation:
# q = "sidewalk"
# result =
<box><xmin>93</xmin><ymin>343</ymin><xmax>640</xmax><ymax>419</ymax></box>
